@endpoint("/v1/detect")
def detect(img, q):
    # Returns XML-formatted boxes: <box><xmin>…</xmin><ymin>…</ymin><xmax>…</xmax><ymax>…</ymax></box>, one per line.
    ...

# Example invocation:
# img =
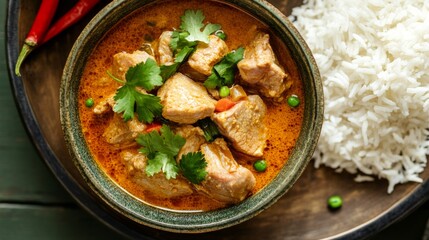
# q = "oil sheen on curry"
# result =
<box><xmin>78</xmin><ymin>0</ymin><xmax>304</xmax><ymax>211</ymax></box>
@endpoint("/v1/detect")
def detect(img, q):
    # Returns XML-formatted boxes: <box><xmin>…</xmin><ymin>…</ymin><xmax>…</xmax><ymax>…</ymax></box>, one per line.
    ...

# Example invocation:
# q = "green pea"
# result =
<box><xmin>85</xmin><ymin>98</ymin><xmax>94</xmax><ymax>108</ymax></box>
<box><xmin>253</xmin><ymin>160</ymin><xmax>267</xmax><ymax>172</ymax></box>
<box><xmin>215</xmin><ymin>30</ymin><xmax>227</xmax><ymax>40</ymax></box>
<box><xmin>219</xmin><ymin>86</ymin><xmax>230</xmax><ymax>98</ymax></box>
<box><xmin>327</xmin><ymin>195</ymin><xmax>343</xmax><ymax>209</ymax></box>
<box><xmin>287</xmin><ymin>95</ymin><xmax>300</xmax><ymax>107</ymax></box>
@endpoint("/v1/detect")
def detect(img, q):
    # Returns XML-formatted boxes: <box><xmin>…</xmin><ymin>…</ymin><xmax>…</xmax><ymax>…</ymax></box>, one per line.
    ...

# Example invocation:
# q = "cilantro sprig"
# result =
<box><xmin>160</xmin><ymin>9</ymin><xmax>222</xmax><ymax>80</ymax></box>
<box><xmin>136</xmin><ymin>125</ymin><xmax>208</xmax><ymax>183</ymax></box>
<box><xmin>109</xmin><ymin>59</ymin><xmax>163</xmax><ymax>122</ymax></box>
<box><xmin>137</xmin><ymin>125</ymin><xmax>185</xmax><ymax>179</ymax></box>
<box><xmin>180</xmin><ymin>10</ymin><xmax>221</xmax><ymax>44</ymax></box>
<box><xmin>196</xmin><ymin>118</ymin><xmax>220</xmax><ymax>142</ymax></box>
<box><xmin>204</xmin><ymin>47</ymin><xmax>244</xmax><ymax>89</ymax></box>
<box><xmin>179</xmin><ymin>152</ymin><xmax>208</xmax><ymax>184</ymax></box>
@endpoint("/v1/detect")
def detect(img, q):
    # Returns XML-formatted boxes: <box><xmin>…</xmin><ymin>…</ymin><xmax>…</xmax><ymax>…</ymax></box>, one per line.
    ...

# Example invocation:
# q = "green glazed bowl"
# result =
<box><xmin>60</xmin><ymin>0</ymin><xmax>323</xmax><ymax>233</ymax></box>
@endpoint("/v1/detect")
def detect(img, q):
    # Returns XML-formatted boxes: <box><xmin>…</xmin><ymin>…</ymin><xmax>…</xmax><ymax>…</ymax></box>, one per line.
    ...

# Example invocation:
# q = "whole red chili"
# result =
<box><xmin>15</xmin><ymin>0</ymin><xmax>59</xmax><ymax>76</ymax></box>
<box><xmin>15</xmin><ymin>0</ymin><xmax>102</xmax><ymax>77</ymax></box>
<box><xmin>42</xmin><ymin>0</ymin><xmax>101</xmax><ymax>44</ymax></box>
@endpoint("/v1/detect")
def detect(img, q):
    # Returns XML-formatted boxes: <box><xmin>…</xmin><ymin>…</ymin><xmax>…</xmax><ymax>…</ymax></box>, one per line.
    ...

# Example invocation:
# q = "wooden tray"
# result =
<box><xmin>7</xmin><ymin>0</ymin><xmax>429</xmax><ymax>239</ymax></box>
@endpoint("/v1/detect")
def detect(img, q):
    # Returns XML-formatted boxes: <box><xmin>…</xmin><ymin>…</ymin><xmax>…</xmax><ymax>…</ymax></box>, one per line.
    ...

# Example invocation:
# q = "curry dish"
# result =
<box><xmin>78</xmin><ymin>0</ymin><xmax>304</xmax><ymax>211</ymax></box>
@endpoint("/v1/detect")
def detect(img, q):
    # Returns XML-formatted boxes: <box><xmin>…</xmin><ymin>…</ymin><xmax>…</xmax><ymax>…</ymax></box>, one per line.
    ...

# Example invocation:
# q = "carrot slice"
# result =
<box><xmin>215</xmin><ymin>98</ymin><xmax>236</xmax><ymax>112</ymax></box>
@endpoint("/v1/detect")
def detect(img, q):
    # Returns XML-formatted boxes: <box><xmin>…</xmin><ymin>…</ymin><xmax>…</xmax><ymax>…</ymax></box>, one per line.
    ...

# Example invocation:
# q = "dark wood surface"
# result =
<box><xmin>3</xmin><ymin>0</ymin><xmax>429</xmax><ymax>239</ymax></box>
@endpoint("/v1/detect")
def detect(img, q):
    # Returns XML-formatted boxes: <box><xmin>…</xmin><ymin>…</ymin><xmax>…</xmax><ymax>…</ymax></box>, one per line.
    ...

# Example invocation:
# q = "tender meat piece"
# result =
<box><xmin>212</xmin><ymin>95</ymin><xmax>267</xmax><ymax>157</ymax></box>
<box><xmin>157</xmin><ymin>73</ymin><xmax>216</xmax><ymax>124</ymax></box>
<box><xmin>237</xmin><ymin>32</ymin><xmax>290</xmax><ymax>98</ymax></box>
<box><xmin>157</xmin><ymin>31</ymin><xmax>174</xmax><ymax>65</ymax></box>
<box><xmin>174</xmin><ymin>125</ymin><xmax>206</xmax><ymax>160</ymax></box>
<box><xmin>121</xmin><ymin>150</ymin><xmax>194</xmax><ymax>198</ymax></box>
<box><xmin>187</xmin><ymin>35</ymin><xmax>229</xmax><ymax>76</ymax></box>
<box><xmin>93</xmin><ymin>93</ymin><xmax>115</xmax><ymax>115</ymax></box>
<box><xmin>179</xmin><ymin>63</ymin><xmax>207</xmax><ymax>82</ymax></box>
<box><xmin>197</xmin><ymin>138</ymin><xmax>255</xmax><ymax>204</ymax></box>
<box><xmin>112</xmin><ymin>50</ymin><xmax>155</xmax><ymax>80</ymax></box>
<box><xmin>102</xmin><ymin>114</ymin><xmax>146</xmax><ymax>148</ymax></box>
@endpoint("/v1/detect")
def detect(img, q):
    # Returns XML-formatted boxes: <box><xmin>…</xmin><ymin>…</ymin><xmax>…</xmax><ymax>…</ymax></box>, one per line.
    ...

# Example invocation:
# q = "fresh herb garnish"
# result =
<box><xmin>136</xmin><ymin>125</ymin><xmax>208</xmax><ymax>183</ymax></box>
<box><xmin>113</xmin><ymin>86</ymin><xmax>162</xmax><ymax>123</ymax></box>
<box><xmin>160</xmin><ymin>9</ymin><xmax>222</xmax><ymax>80</ymax></box>
<box><xmin>137</xmin><ymin>125</ymin><xmax>186</xmax><ymax>179</ymax></box>
<box><xmin>125</xmin><ymin>58</ymin><xmax>163</xmax><ymax>91</ymax></box>
<box><xmin>110</xmin><ymin>59</ymin><xmax>163</xmax><ymax>122</ymax></box>
<box><xmin>179</xmin><ymin>9</ymin><xmax>221</xmax><ymax>44</ymax></box>
<box><xmin>179</xmin><ymin>152</ymin><xmax>208</xmax><ymax>184</ymax></box>
<box><xmin>204</xmin><ymin>47</ymin><xmax>244</xmax><ymax>89</ymax></box>
<box><xmin>160</xmin><ymin>63</ymin><xmax>181</xmax><ymax>81</ymax></box>
<box><xmin>160</xmin><ymin>45</ymin><xmax>195</xmax><ymax>81</ymax></box>
<box><xmin>196</xmin><ymin>118</ymin><xmax>220</xmax><ymax>142</ymax></box>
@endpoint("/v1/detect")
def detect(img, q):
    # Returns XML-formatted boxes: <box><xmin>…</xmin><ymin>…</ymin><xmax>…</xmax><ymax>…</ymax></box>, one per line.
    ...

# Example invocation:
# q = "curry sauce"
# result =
<box><xmin>78</xmin><ymin>0</ymin><xmax>304</xmax><ymax>211</ymax></box>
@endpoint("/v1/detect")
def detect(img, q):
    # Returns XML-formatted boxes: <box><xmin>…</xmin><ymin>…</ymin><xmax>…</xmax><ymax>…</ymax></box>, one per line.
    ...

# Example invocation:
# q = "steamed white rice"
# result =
<box><xmin>290</xmin><ymin>0</ymin><xmax>429</xmax><ymax>193</ymax></box>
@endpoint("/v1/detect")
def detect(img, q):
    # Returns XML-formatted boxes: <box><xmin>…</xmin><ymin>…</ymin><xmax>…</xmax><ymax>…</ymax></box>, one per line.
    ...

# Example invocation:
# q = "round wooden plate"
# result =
<box><xmin>6</xmin><ymin>0</ymin><xmax>429</xmax><ymax>239</ymax></box>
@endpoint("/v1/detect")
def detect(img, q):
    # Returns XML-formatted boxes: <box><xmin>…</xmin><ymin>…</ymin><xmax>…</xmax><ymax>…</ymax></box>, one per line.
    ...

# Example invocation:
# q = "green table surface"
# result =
<box><xmin>1</xmin><ymin>0</ymin><xmax>428</xmax><ymax>239</ymax></box>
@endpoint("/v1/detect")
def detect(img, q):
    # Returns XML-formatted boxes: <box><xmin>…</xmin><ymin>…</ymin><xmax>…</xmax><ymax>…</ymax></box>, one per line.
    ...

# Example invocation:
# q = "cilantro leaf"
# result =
<box><xmin>160</xmin><ymin>63</ymin><xmax>180</xmax><ymax>81</ymax></box>
<box><xmin>136</xmin><ymin>125</ymin><xmax>186</xmax><ymax>179</ymax></box>
<box><xmin>179</xmin><ymin>152</ymin><xmax>207</xmax><ymax>184</ymax></box>
<box><xmin>170</xmin><ymin>31</ymin><xmax>195</xmax><ymax>54</ymax></box>
<box><xmin>203</xmin><ymin>71</ymin><xmax>222</xmax><ymax>89</ymax></box>
<box><xmin>113</xmin><ymin>85</ymin><xmax>162</xmax><ymax>123</ymax></box>
<box><xmin>111</xmin><ymin>59</ymin><xmax>163</xmax><ymax>122</ymax></box>
<box><xmin>162</xmin><ymin>10</ymin><xmax>222</xmax><ymax>80</ymax></box>
<box><xmin>180</xmin><ymin>10</ymin><xmax>220</xmax><ymax>43</ymax></box>
<box><xmin>146</xmin><ymin>152</ymin><xmax>179</xmax><ymax>179</ymax></box>
<box><xmin>135</xmin><ymin>94</ymin><xmax>163</xmax><ymax>123</ymax></box>
<box><xmin>204</xmin><ymin>47</ymin><xmax>244</xmax><ymax>89</ymax></box>
<box><xmin>126</xmin><ymin>59</ymin><xmax>163</xmax><ymax>91</ymax></box>
<box><xmin>174</xmin><ymin>46</ymin><xmax>195</xmax><ymax>63</ymax></box>
<box><xmin>196</xmin><ymin>118</ymin><xmax>221</xmax><ymax>142</ymax></box>
<box><xmin>113</xmin><ymin>85</ymin><xmax>136</xmax><ymax>121</ymax></box>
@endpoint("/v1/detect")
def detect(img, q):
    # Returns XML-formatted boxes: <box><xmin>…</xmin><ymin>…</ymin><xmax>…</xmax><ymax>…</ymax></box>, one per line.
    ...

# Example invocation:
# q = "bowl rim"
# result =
<box><xmin>60</xmin><ymin>0</ymin><xmax>323</xmax><ymax>233</ymax></box>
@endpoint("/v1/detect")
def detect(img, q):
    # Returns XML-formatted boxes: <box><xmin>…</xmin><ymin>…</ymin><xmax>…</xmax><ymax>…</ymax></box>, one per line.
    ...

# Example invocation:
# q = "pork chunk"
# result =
<box><xmin>212</xmin><ymin>95</ymin><xmax>267</xmax><ymax>157</ymax></box>
<box><xmin>174</xmin><ymin>125</ymin><xmax>206</xmax><ymax>160</ymax></box>
<box><xmin>157</xmin><ymin>73</ymin><xmax>216</xmax><ymax>124</ymax></box>
<box><xmin>187</xmin><ymin>35</ymin><xmax>228</xmax><ymax>76</ymax></box>
<box><xmin>102</xmin><ymin>114</ymin><xmax>146</xmax><ymax>148</ymax></box>
<box><xmin>93</xmin><ymin>93</ymin><xmax>116</xmax><ymax>115</ymax></box>
<box><xmin>197</xmin><ymin>138</ymin><xmax>255</xmax><ymax>204</ymax></box>
<box><xmin>157</xmin><ymin>31</ymin><xmax>174</xmax><ymax>65</ymax></box>
<box><xmin>237</xmin><ymin>33</ymin><xmax>290</xmax><ymax>98</ymax></box>
<box><xmin>112</xmin><ymin>50</ymin><xmax>154</xmax><ymax>80</ymax></box>
<box><xmin>121</xmin><ymin>150</ymin><xmax>194</xmax><ymax>198</ymax></box>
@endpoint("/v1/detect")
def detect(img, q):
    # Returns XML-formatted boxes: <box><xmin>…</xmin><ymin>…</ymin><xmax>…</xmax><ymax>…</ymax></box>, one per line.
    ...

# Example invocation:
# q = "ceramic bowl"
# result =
<box><xmin>60</xmin><ymin>0</ymin><xmax>323</xmax><ymax>233</ymax></box>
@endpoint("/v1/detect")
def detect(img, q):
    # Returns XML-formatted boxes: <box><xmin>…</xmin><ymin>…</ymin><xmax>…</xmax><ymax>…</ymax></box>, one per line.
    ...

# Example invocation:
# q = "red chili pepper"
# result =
<box><xmin>15</xmin><ymin>0</ymin><xmax>59</xmax><ymax>76</ymax></box>
<box><xmin>42</xmin><ymin>0</ymin><xmax>101</xmax><ymax>44</ymax></box>
<box><xmin>15</xmin><ymin>0</ymin><xmax>102</xmax><ymax>77</ymax></box>
<box><xmin>145</xmin><ymin>122</ymin><xmax>162</xmax><ymax>133</ymax></box>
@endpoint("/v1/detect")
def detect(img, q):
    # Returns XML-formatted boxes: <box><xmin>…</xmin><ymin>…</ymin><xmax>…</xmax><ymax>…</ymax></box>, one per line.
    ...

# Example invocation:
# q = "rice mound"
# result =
<box><xmin>290</xmin><ymin>0</ymin><xmax>429</xmax><ymax>193</ymax></box>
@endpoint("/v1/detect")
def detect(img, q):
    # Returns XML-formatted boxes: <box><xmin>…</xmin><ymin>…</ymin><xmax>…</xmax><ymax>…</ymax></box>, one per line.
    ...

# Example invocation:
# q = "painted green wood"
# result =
<box><xmin>0</xmin><ymin>1</ymin><xmax>72</xmax><ymax>204</ymax></box>
<box><xmin>0</xmin><ymin>204</ymin><xmax>127</xmax><ymax>240</ymax></box>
